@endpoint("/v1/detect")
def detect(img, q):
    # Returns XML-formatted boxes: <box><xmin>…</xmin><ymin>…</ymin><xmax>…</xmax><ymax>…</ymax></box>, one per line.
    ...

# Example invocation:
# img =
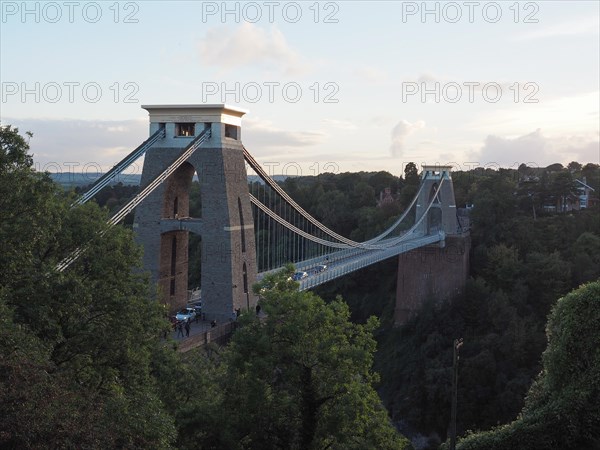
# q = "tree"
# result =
<box><xmin>545</xmin><ymin>163</ymin><xmax>564</xmax><ymax>172</ymax></box>
<box><xmin>524</xmin><ymin>251</ymin><xmax>571</xmax><ymax>317</ymax></box>
<box><xmin>396</xmin><ymin>163</ymin><xmax>420</xmax><ymax>209</ymax></box>
<box><xmin>566</xmin><ymin>161</ymin><xmax>582</xmax><ymax>173</ymax></box>
<box><xmin>448</xmin><ymin>281</ymin><xmax>600</xmax><ymax>450</ymax></box>
<box><xmin>570</xmin><ymin>232</ymin><xmax>600</xmax><ymax>285</ymax></box>
<box><xmin>316</xmin><ymin>189</ymin><xmax>354</xmax><ymax>235</ymax></box>
<box><xmin>403</xmin><ymin>162</ymin><xmax>420</xmax><ymax>186</ymax></box>
<box><xmin>368</xmin><ymin>171</ymin><xmax>400</xmax><ymax>197</ymax></box>
<box><xmin>0</xmin><ymin>125</ymin><xmax>176</xmax><ymax>448</ymax></box>
<box><xmin>176</xmin><ymin>266</ymin><xmax>410</xmax><ymax>450</ymax></box>
<box><xmin>549</xmin><ymin>171</ymin><xmax>579</xmax><ymax>212</ymax></box>
<box><xmin>581</xmin><ymin>163</ymin><xmax>600</xmax><ymax>192</ymax></box>
<box><xmin>351</xmin><ymin>181</ymin><xmax>377</xmax><ymax>208</ymax></box>
<box><xmin>482</xmin><ymin>244</ymin><xmax>524</xmax><ymax>293</ymax></box>
<box><xmin>470</xmin><ymin>171</ymin><xmax>517</xmax><ymax>237</ymax></box>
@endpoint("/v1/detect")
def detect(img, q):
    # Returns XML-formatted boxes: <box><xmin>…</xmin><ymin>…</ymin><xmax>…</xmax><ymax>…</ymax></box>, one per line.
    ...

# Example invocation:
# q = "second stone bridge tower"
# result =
<box><xmin>134</xmin><ymin>104</ymin><xmax>257</xmax><ymax>323</ymax></box>
<box><xmin>395</xmin><ymin>165</ymin><xmax>470</xmax><ymax>324</ymax></box>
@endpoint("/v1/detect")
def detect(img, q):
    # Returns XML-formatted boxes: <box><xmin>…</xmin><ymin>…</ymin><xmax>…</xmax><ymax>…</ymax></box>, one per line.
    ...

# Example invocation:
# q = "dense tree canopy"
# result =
<box><xmin>306</xmin><ymin>162</ymin><xmax>599</xmax><ymax>447</ymax></box>
<box><xmin>0</xmin><ymin>125</ymin><xmax>175</xmax><ymax>448</ymax></box>
<box><xmin>1</xmin><ymin>125</ymin><xmax>415</xmax><ymax>448</ymax></box>
<box><xmin>7</xmin><ymin>123</ymin><xmax>598</xmax><ymax>449</ymax></box>
<box><xmin>170</xmin><ymin>266</ymin><xmax>411</xmax><ymax>449</ymax></box>
<box><xmin>450</xmin><ymin>281</ymin><xmax>600</xmax><ymax>450</ymax></box>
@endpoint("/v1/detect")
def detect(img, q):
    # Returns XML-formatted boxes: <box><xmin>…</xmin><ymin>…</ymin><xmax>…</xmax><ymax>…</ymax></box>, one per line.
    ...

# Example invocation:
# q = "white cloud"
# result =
<box><xmin>472</xmin><ymin>129</ymin><xmax>599</xmax><ymax>168</ymax></box>
<box><xmin>4</xmin><ymin>116</ymin><xmax>333</xmax><ymax>176</ymax></box>
<box><xmin>197</xmin><ymin>23</ymin><xmax>308</xmax><ymax>75</ymax></box>
<box><xmin>243</xmin><ymin>117</ymin><xmax>326</xmax><ymax>151</ymax></box>
<box><xmin>466</xmin><ymin>91</ymin><xmax>600</xmax><ymax>136</ymax></box>
<box><xmin>389</xmin><ymin>119</ymin><xmax>425</xmax><ymax>157</ymax></box>
<box><xmin>3</xmin><ymin>117</ymin><xmax>148</xmax><ymax>172</ymax></box>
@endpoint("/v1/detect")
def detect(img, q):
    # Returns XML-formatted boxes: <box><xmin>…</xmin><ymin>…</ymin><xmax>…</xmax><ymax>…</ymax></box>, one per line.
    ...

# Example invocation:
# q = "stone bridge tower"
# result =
<box><xmin>395</xmin><ymin>165</ymin><xmax>470</xmax><ymax>324</ymax></box>
<box><xmin>415</xmin><ymin>165</ymin><xmax>459</xmax><ymax>235</ymax></box>
<box><xmin>133</xmin><ymin>104</ymin><xmax>257</xmax><ymax>323</ymax></box>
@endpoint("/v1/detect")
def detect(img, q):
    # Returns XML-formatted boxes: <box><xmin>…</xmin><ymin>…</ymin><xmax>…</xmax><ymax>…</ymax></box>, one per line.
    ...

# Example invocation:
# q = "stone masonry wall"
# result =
<box><xmin>134</xmin><ymin>124</ymin><xmax>257</xmax><ymax>321</ymax></box>
<box><xmin>395</xmin><ymin>234</ymin><xmax>470</xmax><ymax>325</ymax></box>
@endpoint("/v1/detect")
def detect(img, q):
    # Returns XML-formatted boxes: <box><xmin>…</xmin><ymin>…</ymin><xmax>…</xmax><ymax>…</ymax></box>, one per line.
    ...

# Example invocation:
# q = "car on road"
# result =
<box><xmin>175</xmin><ymin>307</ymin><xmax>196</xmax><ymax>322</ymax></box>
<box><xmin>292</xmin><ymin>271</ymin><xmax>309</xmax><ymax>281</ymax></box>
<box><xmin>314</xmin><ymin>264</ymin><xmax>327</xmax><ymax>273</ymax></box>
<box><xmin>188</xmin><ymin>301</ymin><xmax>202</xmax><ymax>315</ymax></box>
<box><xmin>188</xmin><ymin>302</ymin><xmax>202</xmax><ymax>319</ymax></box>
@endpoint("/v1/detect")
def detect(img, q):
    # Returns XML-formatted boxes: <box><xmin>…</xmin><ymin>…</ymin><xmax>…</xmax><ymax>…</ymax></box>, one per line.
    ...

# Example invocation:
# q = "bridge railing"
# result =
<box><xmin>298</xmin><ymin>232</ymin><xmax>445</xmax><ymax>290</ymax></box>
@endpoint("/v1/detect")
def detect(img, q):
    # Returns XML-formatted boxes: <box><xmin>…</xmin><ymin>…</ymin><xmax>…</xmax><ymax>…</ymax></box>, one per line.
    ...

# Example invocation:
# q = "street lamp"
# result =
<box><xmin>450</xmin><ymin>338</ymin><xmax>463</xmax><ymax>450</ymax></box>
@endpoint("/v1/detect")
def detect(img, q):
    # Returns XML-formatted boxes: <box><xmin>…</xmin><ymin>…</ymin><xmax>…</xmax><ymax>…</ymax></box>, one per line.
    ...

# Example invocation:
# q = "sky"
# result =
<box><xmin>1</xmin><ymin>0</ymin><xmax>599</xmax><ymax>178</ymax></box>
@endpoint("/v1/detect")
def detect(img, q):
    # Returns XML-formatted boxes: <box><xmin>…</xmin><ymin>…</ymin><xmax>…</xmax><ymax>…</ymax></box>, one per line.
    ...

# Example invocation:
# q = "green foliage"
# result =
<box><xmin>174</xmin><ymin>268</ymin><xmax>411</xmax><ymax>450</ymax></box>
<box><xmin>450</xmin><ymin>281</ymin><xmax>600</xmax><ymax>450</ymax></box>
<box><xmin>524</xmin><ymin>251</ymin><xmax>571</xmax><ymax>314</ymax></box>
<box><xmin>0</xmin><ymin>125</ymin><xmax>176</xmax><ymax>448</ymax></box>
<box><xmin>468</xmin><ymin>170</ymin><xmax>517</xmax><ymax>244</ymax></box>
<box><xmin>0</xmin><ymin>124</ymin><xmax>33</xmax><ymax>169</ymax></box>
<box><xmin>571</xmin><ymin>232</ymin><xmax>600</xmax><ymax>285</ymax></box>
<box><xmin>404</xmin><ymin>162</ymin><xmax>420</xmax><ymax>186</ymax></box>
<box><xmin>315</xmin><ymin>258</ymin><xmax>399</xmax><ymax>326</ymax></box>
<box><xmin>75</xmin><ymin>182</ymin><xmax>139</xmax><ymax>215</ymax></box>
<box><xmin>369</xmin><ymin>164</ymin><xmax>599</xmax><ymax>444</ymax></box>
<box><xmin>277</xmin><ymin>170</ymin><xmax>404</xmax><ymax>241</ymax></box>
<box><xmin>375</xmin><ymin>278</ymin><xmax>545</xmax><ymax>444</ymax></box>
<box><xmin>16</xmin><ymin>136</ymin><xmax>598</xmax><ymax>449</ymax></box>
<box><xmin>316</xmin><ymin>189</ymin><xmax>353</xmax><ymax>235</ymax></box>
<box><xmin>256</xmin><ymin>161</ymin><xmax>599</xmax><ymax>446</ymax></box>
<box><xmin>481</xmin><ymin>244</ymin><xmax>523</xmax><ymax>292</ymax></box>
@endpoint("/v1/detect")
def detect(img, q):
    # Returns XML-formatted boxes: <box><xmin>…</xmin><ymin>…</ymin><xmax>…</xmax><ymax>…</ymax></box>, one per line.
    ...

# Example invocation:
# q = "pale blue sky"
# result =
<box><xmin>1</xmin><ymin>1</ymin><xmax>598</xmax><ymax>175</ymax></box>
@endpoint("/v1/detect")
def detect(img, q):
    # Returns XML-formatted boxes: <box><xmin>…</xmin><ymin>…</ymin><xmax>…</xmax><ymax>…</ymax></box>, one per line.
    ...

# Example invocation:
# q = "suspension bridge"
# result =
<box><xmin>60</xmin><ymin>104</ymin><xmax>469</xmax><ymax>324</ymax></box>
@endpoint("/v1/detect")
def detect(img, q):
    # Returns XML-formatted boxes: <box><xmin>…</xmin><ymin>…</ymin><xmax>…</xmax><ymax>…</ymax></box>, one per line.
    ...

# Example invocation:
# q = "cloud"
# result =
<box><xmin>513</xmin><ymin>16</ymin><xmax>599</xmax><ymax>41</ymax></box>
<box><xmin>389</xmin><ymin>119</ymin><xmax>425</xmax><ymax>157</ymax></box>
<box><xmin>2</xmin><ymin>117</ymin><xmax>148</xmax><ymax>172</ymax></box>
<box><xmin>243</xmin><ymin>117</ymin><xmax>326</xmax><ymax>151</ymax></box>
<box><xmin>472</xmin><ymin>129</ymin><xmax>599</xmax><ymax>167</ymax></box>
<box><xmin>197</xmin><ymin>23</ymin><xmax>308</xmax><ymax>75</ymax></box>
<box><xmin>466</xmin><ymin>91</ymin><xmax>599</xmax><ymax>137</ymax></box>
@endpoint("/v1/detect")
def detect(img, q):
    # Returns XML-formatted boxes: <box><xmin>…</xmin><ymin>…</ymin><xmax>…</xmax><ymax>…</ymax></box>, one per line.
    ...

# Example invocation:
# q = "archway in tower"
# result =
<box><xmin>425</xmin><ymin>182</ymin><xmax>442</xmax><ymax>234</ymax></box>
<box><xmin>427</xmin><ymin>207</ymin><xmax>442</xmax><ymax>234</ymax></box>
<box><xmin>188</xmin><ymin>169</ymin><xmax>203</xmax><ymax>293</ymax></box>
<box><xmin>429</xmin><ymin>182</ymin><xmax>441</xmax><ymax>204</ymax></box>
<box><xmin>157</xmin><ymin>162</ymin><xmax>195</xmax><ymax>311</ymax></box>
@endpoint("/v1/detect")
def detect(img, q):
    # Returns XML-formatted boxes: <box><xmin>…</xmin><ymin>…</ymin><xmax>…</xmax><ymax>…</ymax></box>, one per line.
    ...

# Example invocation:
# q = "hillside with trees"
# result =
<box><xmin>287</xmin><ymin>164</ymin><xmax>599</xmax><ymax>448</ymax></box>
<box><xmin>247</xmin><ymin>160</ymin><xmax>598</xmax><ymax>447</ymax></box>
<box><xmin>448</xmin><ymin>281</ymin><xmax>600</xmax><ymax>450</ymax></box>
<box><xmin>3</xmin><ymin>124</ymin><xmax>598</xmax><ymax>448</ymax></box>
<box><xmin>157</xmin><ymin>266</ymin><xmax>410</xmax><ymax>450</ymax></box>
<box><xmin>0</xmin><ymin>125</ymin><xmax>175</xmax><ymax>447</ymax></box>
<box><xmin>1</xmin><ymin>125</ymin><xmax>409</xmax><ymax>448</ymax></box>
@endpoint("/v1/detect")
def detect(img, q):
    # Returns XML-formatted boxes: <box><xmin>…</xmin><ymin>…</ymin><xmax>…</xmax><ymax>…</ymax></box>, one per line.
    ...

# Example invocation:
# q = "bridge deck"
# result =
<box><xmin>257</xmin><ymin>232</ymin><xmax>445</xmax><ymax>290</ymax></box>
